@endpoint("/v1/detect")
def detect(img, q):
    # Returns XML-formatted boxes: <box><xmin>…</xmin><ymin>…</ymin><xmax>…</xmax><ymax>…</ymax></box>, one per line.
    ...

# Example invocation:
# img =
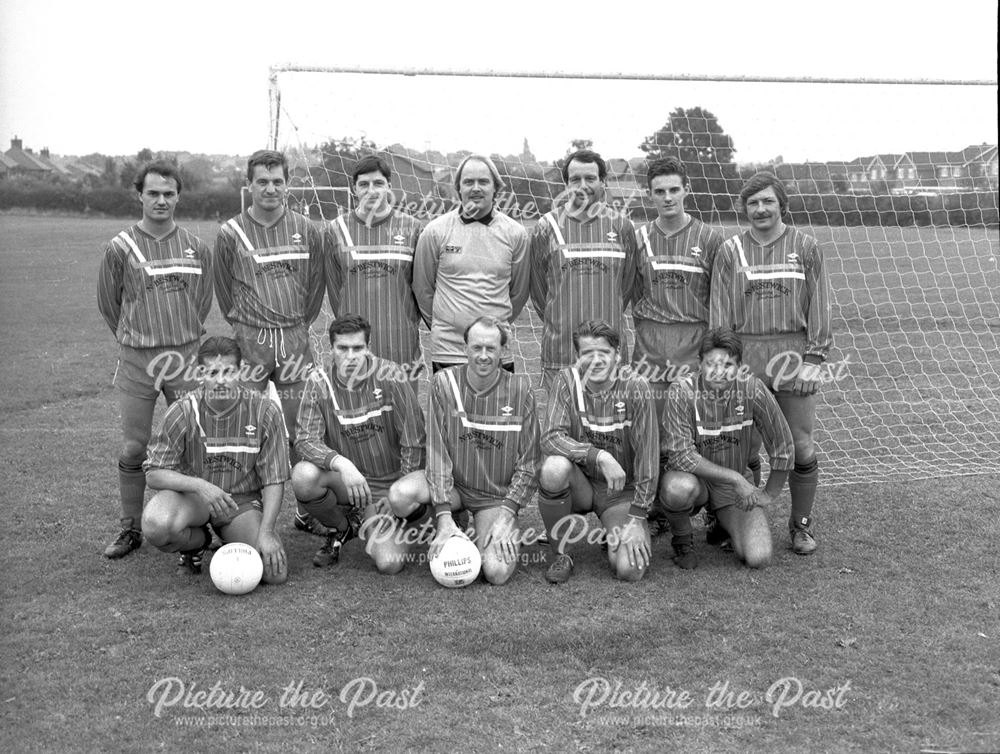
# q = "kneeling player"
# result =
<box><xmin>658</xmin><ymin>328</ymin><xmax>794</xmax><ymax>569</ymax></box>
<box><xmin>417</xmin><ymin>317</ymin><xmax>539</xmax><ymax>586</ymax></box>
<box><xmin>291</xmin><ymin>314</ymin><xmax>428</xmax><ymax>573</ymax></box>
<box><xmin>142</xmin><ymin>336</ymin><xmax>288</xmax><ymax>583</ymax></box>
<box><xmin>538</xmin><ymin>320</ymin><xmax>656</xmax><ymax>584</ymax></box>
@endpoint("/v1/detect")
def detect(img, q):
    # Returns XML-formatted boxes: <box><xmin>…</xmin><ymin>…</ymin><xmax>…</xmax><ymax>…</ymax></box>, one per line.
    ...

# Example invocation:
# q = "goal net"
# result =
<box><xmin>267</xmin><ymin>66</ymin><xmax>1000</xmax><ymax>485</ymax></box>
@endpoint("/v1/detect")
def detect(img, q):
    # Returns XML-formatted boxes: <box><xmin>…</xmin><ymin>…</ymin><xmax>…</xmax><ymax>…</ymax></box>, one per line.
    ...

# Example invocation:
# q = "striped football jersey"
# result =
<box><xmin>214</xmin><ymin>209</ymin><xmax>326</xmax><ymax>329</ymax></box>
<box><xmin>144</xmin><ymin>387</ymin><xmax>290</xmax><ymax>500</ymax></box>
<box><xmin>709</xmin><ymin>227</ymin><xmax>832</xmax><ymax>361</ymax></box>
<box><xmin>426</xmin><ymin>366</ymin><xmax>539</xmax><ymax>514</ymax></box>
<box><xmin>294</xmin><ymin>357</ymin><xmax>425</xmax><ymax>487</ymax></box>
<box><xmin>541</xmin><ymin>366</ymin><xmax>657</xmax><ymax>515</ymax></box>
<box><xmin>325</xmin><ymin>210</ymin><xmax>423</xmax><ymax>369</ymax></box>
<box><xmin>661</xmin><ymin>373</ymin><xmax>794</xmax><ymax>475</ymax></box>
<box><xmin>529</xmin><ymin>208</ymin><xmax>639</xmax><ymax>370</ymax></box>
<box><xmin>632</xmin><ymin>218</ymin><xmax>723</xmax><ymax>325</ymax></box>
<box><xmin>97</xmin><ymin>224</ymin><xmax>212</xmax><ymax>348</ymax></box>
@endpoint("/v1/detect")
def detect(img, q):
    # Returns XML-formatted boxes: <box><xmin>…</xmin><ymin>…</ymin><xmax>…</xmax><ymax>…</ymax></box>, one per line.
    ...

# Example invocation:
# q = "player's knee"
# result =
<box><xmin>539</xmin><ymin>455</ymin><xmax>572</xmax><ymax>492</ymax></box>
<box><xmin>290</xmin><ymin>461</ymin><xmax>323</xmax><ymax>497</ymax></box>
<box><xmin>660</xmin><ymin>474</ymin><xmax>699</xmax><ymax>512</ymax></box>
<box><xmin>742</xmin><ymin>536</ymin><xmax>772</xmax><ymax>569</ymax></box>
<box><xmin>120</xmin><ymin>442</ymin><xmax>147</xmax><ymax>464</ymax></box>
<box><xmin>615</xmin><ymin>558</ymin><xmax>647</xmax><ymax>583</ymax></box>
<box><xmin>370</xmin><ymin>544</ymin><xmax>407</xmax><ymax>575</ymax></box>
<box><xmin>262</xmin><ymin>563</ymin><xmax>288</xmax><ymax>585</ymax></box>
<box><xmin>482</xmin><ymin>555</ymin><xmax>516</xmax><ymax>585</ymax></box>
<box><xmin>142</xmin><ymin>498</ymin><xmax>180</xmax><ymax>548</ymax></box>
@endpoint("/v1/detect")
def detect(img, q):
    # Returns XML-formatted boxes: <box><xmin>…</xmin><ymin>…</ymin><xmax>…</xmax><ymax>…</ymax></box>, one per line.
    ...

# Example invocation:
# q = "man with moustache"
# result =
<box><xmin>413</xmin><ymin>154</ymin><xmax>530</xmax><ymax>373</ymax></box>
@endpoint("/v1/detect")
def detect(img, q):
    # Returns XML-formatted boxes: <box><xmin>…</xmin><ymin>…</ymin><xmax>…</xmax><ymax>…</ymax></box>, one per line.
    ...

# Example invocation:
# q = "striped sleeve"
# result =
<box><xmin>509</xmin><ymin>224</ymin><xmax>530</xmax><ymax>321</ymax></box>
<box><xmin>144</xmin><ymin>402</ymin><xmax>189</xmax><ymax>473</ymax></box>
<box><xmin>752</xmin><ymin>380</ymin><xmax>795</xmax><ymax>472</ymax></box>
<box><xmin>804</xmin><ymin>237</ymin><xmax>833</xmax><ymax>362</ymax></box>
<box><xmin>502</xmin><ymin>387</ymin><xmax>540</xmax><ymax>513</ymax></box>
<box><xmin>425</xmin><ymin>372</ymin><xmax>456</xmax><ymax>513</ymax></box>
<box><xmin>255</xmin><ymin>399</ymin><xmax>291</xmax><ymax>487</ymax></box>
<box><xmin>213</xmin><ymin>226</ymin><xmax>237</xmax><ymax>324</ymax></box>
<box><xmin>709</xmin><ymin>240</ymin><xmax>736</xmax><ymax>331</ymax></box>
<box><xmin>412</xmin><ymin>224</ymin><xmax>439</xmax><ymax>327</ymax></box>
<box><xmin>97</xmin><ymin>240</ymin><xmax>125</xmax><ymax>335</ymax></box>
<box><xmin>540</xmin><ymin>372</ymin><xmax>600</xmax><ymax>468</ymax></box>
<box><xmin>661</xmin><ymin>380</ymin><xmax>700</xmax><ymax>473</ymax></box>
<box><xmin>528</xmin><ymin>222</ymin><xmax>550</xmax><ymax>319</ymax></box>
<box><xmin>294</xmin><ymin>371</ymin><xmax>338</xmax><ymax>470</ymax></box>
<box><xmin>304</xmin><ymin>221</ymin><xmax>326</xmax><ymax>325</ymax></box>
<box><xmin>323</xmin><ymin>223</ymin><xmax>344</xmax><ymax>316</ymax></box>
<box><xmin>620</xmin><ymin>219</ymin><xmax>639</xmax><ymax>315</ymax></box>
<box><xmin>629</xmin><ymin>380</ymin><xmax>658</xmax><ymax>514</ymax></box>
<box><xmin>195</xmin><ymin>238</ymin><xmax>214</xmax><ymax>325</ymax></box>
<box><xmin>389</xmin><ymin>373</ymin><xmax>426</xmax><ymax>475</ymax></box>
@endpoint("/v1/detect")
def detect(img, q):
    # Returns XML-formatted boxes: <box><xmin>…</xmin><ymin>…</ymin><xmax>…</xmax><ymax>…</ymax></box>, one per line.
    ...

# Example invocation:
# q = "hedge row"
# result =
<box><xmin>0</xmin><ymin>182</ymin><xmax>241</xmax><ymax>219</ymax></box>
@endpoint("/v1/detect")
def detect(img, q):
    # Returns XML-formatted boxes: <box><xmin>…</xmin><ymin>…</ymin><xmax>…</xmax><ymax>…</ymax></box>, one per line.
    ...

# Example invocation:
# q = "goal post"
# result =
<box><xmin>266</xmin><ymin>64</ymin><xmax>1000</xmax><ymax>485</ymax></box>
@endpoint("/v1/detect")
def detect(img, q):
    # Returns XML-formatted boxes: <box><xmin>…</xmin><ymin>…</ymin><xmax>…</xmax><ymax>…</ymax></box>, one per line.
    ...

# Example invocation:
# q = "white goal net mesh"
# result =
<box><xmin>267</xmin><ymin>67</ymin><xmax>1000</xmax><ymax>485</ymax></box>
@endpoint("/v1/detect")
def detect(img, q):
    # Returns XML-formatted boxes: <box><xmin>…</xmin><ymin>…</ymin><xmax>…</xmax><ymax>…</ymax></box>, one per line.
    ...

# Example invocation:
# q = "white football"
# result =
<box><xmin>429</xmin><ymin>535</ymin><xmax>482</xmax><ymax>588</ymax></box>
<box><xmin>209</xmin><ymin>543</ymin><xmax>264</xmax><ymax>595</ymax></box>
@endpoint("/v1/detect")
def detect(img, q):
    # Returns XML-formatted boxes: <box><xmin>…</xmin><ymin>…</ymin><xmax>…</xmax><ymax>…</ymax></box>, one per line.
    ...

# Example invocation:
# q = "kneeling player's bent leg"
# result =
<box><xmin>600</xmin><ymin>502</ymin><xmax>652</xmax><ymax>582</ymax></box>
<box><xmin>472</xmin><ymin>506</ymin><xmax>521</xmax><ymax>586</ymax></box>
<box><xmin>291</xmin><ymin>461</ymin><xmax>353</xmax><ymax>533</ymax></box>
<box><xmin>538</xmin><ymin>456</ymin><xmax>593</xmax><ymax>557</ymax></box>
<box><xmin>216</xmin><ymin>507</ymin><xmax>288</xmax><ymax>584</ymax></box>
<box><xmin>658</xmin><ymin>471</ymin><xmax>706</xmax><ymax>544</ymax></box>
<box><xmin>142</xmin><ymin>491</ymin><xmax>210</xmax><ymax>553</ymax></box>
<box><xmin>716</xmin><ymin>505</ymin><xmax>772</xmax><ymax>569</ymax></box>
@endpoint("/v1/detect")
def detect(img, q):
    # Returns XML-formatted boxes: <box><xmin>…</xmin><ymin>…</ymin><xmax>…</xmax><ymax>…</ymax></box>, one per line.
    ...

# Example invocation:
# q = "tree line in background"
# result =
<box><xmin>1</xmin><ymin>108</ymin><xmax>996</xmax><ymax>226</ymax></box>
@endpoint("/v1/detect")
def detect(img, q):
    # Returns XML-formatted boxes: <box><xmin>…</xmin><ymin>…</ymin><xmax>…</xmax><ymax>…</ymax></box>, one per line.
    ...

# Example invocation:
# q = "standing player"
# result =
<box><xmin>291</xmin><ymin>314</ymin><xmax>427</xmax><ymax>573</ymax></box>
<box><xmin>530</xmin><ymin>149</ymin><xmax>639</xmax><ymax>389</ymax></box>
<box><xmin>659</xmin><ymin>328</ymin><xmax>794</xmax><ymax>569</ymax></box>
<box><xmin>325</xmin><ymin>156</ymin><xmax>424</xmax><ymax>379</ymax></box>
<box><xmin>537</xmin><ymin>320</ymin><xmax>656</xmax><ymax>584</ymax></box>
<box><xmin>214</xmin><ymin>149</ymin><xmax>327</xmax><ymax>536</ymax></box>
<box><xmin>413</xmin><ymin>155</ymin><xmax>529</xmax><ymax>372</ymax></box>
<box><xmin>710</xmin><ymin>173</ymin><xmax>832</xmax><ymax>555</ymax></box>
<box><xmin>632</xmin><ymin>157</ymin><xmax>724</xmax><ymax>408</ymax></box>
<box><xmin>412</xmin><ymin>317</ymin><xmax>539</xmax><ymax>586</ymax></box>
<box><xmin>97</xmin><ymin>161</ymin><xmax>213</xmax><ymax>559</ymax></box>
<box><xmin>141</xmin><ymin>336</ymin><xmax>288</xmax><ymax>584</ymax></box>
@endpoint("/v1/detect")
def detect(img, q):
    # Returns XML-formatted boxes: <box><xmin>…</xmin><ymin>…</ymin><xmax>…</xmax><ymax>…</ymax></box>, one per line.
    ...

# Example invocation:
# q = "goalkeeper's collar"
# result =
<box><xmin>458</xmin><ymin>209</ymin><xmax>494</xmax><ymax>226</ymax></box>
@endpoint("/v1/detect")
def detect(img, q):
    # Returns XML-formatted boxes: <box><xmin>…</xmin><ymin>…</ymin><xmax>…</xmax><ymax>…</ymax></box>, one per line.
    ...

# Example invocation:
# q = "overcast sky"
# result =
<box><xmin>1</xmin><ymin>0</ymin><xmax>996</xmax><ymax>164</ymax></box>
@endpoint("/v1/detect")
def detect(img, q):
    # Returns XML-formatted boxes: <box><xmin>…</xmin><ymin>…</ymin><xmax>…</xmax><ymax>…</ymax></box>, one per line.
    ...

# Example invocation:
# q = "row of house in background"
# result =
<box><xmin>0</xmin><ymin>137</ymin><xmax>104</xmax><ymax>180</ymax></box>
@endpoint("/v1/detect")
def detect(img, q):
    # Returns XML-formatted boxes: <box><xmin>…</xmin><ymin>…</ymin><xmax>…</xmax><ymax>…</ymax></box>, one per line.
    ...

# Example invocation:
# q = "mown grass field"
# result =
<box><xmin>0</xmin><ymin>213</ymin><xmax>998</xmax><ymax>754</ymax></box>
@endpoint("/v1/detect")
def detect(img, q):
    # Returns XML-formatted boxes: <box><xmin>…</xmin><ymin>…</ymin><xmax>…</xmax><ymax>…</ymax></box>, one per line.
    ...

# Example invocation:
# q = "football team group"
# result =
<box><xmin>97</xmin><ymin>146</ymin><xmax>831</xmax><ymax>587</ymax></box>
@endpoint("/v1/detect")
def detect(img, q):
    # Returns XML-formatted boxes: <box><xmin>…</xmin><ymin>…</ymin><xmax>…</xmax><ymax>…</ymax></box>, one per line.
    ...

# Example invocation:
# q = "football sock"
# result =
<box><xmin>789</xmin><ymin>456</ymin><xmax>819</xmax><ymax>530</ymax></box>
<box><xmin>298</xmin><ymin>490</ymin><xmax>351</xmax><ymax>533</ymax></box>
<box><xmin>404</xmin><ymin>503</ymin><xmax>430</xmax><ymax>525</ymax></box>
<box><xmin>118</xmin><ymin>456</ymin><xmax>146</xmax><ymax>530</ymax></box>
<box><xmin>538</xmin><ymin>487</ymin><xmax>573</xmax><ymax>555</ymax></box>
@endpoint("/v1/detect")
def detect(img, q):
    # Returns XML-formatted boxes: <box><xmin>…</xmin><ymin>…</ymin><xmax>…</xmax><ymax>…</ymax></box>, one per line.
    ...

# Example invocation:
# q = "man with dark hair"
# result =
<box><xmin>530</xmin><ymin>148</ymin><xmax>639</xmax><ymax>388</ymax></box>
<box><xmin>632</xmin><ymin>157</ymin><xmax>724</xmax><ymax>410</ymax></box>
<box><xmin>537</xmin><ymin>320</ymin><xmax>656</xmax><ymax>584</ymax></box>
<box><xmin>413</xmin><ymin>155</ymin><xmax>529</xmax><ymax>373</ymax></box>
<box><xmin>658</xmin><ymin>328</ymin><xmax>794</xmax><ymax>569</ymax></box>
<box><xmin>403</xmin><ymin>316</ymin><xmax>539</xmax><ymax>585</ymax></box>
<box><xmin>711</xmin><ymin>172</ymin><xmax>832</xmax><ymax>555</ymax></box>
<box><xmin>98</xmin><ymin>160</ymin><xmax>213</xmax><ymax>559</ymax></box>
<box><xmin>291</xmin><ymin>314</ymin><xmax>427</xmax><ymax>572</ymax></box>
<box><xmin>325</xmin><ymin>155</ymin><xmax>424</xmax><ymax>378</ymax></box>
<box><xmin>141</xmin><ymin>336</ymin><xmax>288</xmax><ymax>583</ymax></box>
<box><xmin>214</xmin><ymin>149</ymin><xmax>328</xmax><ymax>536</ymax></box>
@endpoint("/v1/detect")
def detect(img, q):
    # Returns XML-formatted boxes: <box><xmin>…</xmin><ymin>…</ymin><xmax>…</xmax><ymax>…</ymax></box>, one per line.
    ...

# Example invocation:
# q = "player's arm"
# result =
<box><xmin>144</xmin><ymin>406</ymin><xmax>238</xmax><ymax>518</ymax></box>
<box><xmin>304</xmin><ymin>222</ymin><xmax>326</xmax><ymax>325</ymax></box>
<box><xmin>96</xmin><ymin>241</ymin><xmax>124</xmax><ymax>334</ymax></box>
<box><xmin>502</xmin><ymin>387</ymin><xmax>541</xmax><ymax>515</ymax></box>
<box><xmin>255</xmin><ymin>401</ymin><xmax>290</xmax><ymax>575</ymax></box>
<box><xmin>213</xmin><ymin>227</ymin><xmax>237</xmax><ymax>324</ymax></box>
<box><xmin>528</xmin><ymin>222</ymin><xmax>550</xmax><ymax>319</ymax></box>
<box><xmin>508</xmin><ymin>225</ymin><xmax>530</xmax><ymax>321</ymax></box>
<box><xmin>405</xmin><ymin>224</ymin><xmax>425</xmax><ymax>326</ymax></box>
<box><xmin>709</xmin><ymin>239</ymin><xmax>736</xmax><ymax>331</ymax></box>
<box><xmin>628</xmin><ymin>381</ymin><xmax>657</xmax><ymax>518</ymax></box>
<box><xmin>390</xmin><ymin>374</ymin><xmax>426</xmax><ymax>474</ymax></box>
<box><xmin>426</xmin><ymin>374</ymin><xmax>464</xmax><ymax>555</ymax></box>
<box><xmin>323</xmin><ymin>223</ymin><xmax>344</xmax><ymax>316</ymax></box>
<box><xmin>619</xmin><ymin>220</ymin><xmax>640</xmax><ymax>314</ymax></box>
<box><xmin>540</xmin><ymin>373</ymin><xmax>593</xmax><ymax>462</ymax></box>
<box><xmin>798</xmin><ymin>237</ymin><xmax>833</xmax><ymax>393</ymax></box>
<box><xmin>412</xmin><ymin>225</ymin><xmax>439</xmax><ymax>328</ymax></box>
<box><xmin>195</xmin><ymin>240</ymin><xmax>214</xmax><ymax>325</ymax></box>
<box><xmin>628</xmin><ymin>226</ymin><xmax>647</xmax><ymax>309</ymax></box>
<box><xmin>752</xmin><ymin>380</ymin><xmax>795</xmax><ymax>502</ymax></box>
<box><xmin>294</xmin><ymin>372</ymin><xmax>339</xmax><ymax>470</ymax></box>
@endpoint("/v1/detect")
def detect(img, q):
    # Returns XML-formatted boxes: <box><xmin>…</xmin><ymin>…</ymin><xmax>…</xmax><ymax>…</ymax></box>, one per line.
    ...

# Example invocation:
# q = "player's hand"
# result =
<box><xmin>256</xmin><ymin>531</ymin><xmax>286</xmax><ymax>580</ymax></box>
<box><xmin>196</xmin><ymin>481</ymin><xmax>238</xmax><ymax>521</ymax></box>
<box><xmin>753</xmin><ymin>490</ymin><xmax>774</xmax><ymax>510</ymax></box>
<box><xmin>428</xmin><ymin>514</ymin><xmax>462</xmax><ymax>561</ymax></box>
<box><xmin>597</xmin><ymin>451</ymin><xmax>627</xmax><ymax>493</ymax></box>
<box><xmin>483</xmin><ymin>509</ymin><xmax>519</xmax><ymax>563</ymax></box>
<box><xmin>792</xmin><ymin>360</ymin><xmax>822</xmax><ymax>395</ymax></box>
<box><xmin>334</xmin><ymin>458</ymin><xmax>371</xmax><ymax>508</ymax></box>
<box><xmin>616</xmin><ymin>516</ymin><xmax>651</xmax><ymax>571</ymax></box>
<box><xmin>734</xmin><ymin>477</ymin><xmax>760</xmax><ymax>511</ymax></box>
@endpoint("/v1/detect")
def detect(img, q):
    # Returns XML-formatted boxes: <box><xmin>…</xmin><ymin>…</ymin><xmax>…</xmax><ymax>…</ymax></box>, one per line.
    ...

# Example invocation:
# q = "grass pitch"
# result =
<box><xmin>0</xmin><ymin>214</ymin><xmax>998</xmax><ymax>753</ymax></box>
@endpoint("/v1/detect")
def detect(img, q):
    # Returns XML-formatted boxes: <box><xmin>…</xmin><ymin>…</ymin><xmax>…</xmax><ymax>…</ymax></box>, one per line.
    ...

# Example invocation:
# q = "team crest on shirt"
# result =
<box><xmin>606</xmin><ymin>231</ymin><xmax>618</xmax><ymax>243</ymax></box>
<box><xmin>690</xmin><ymin>246</ymin><xmax>702</xmax><ymax>257</ymax></box>
<box><xmin>392</xmin><ymin>234</ymin><xmax>407</xmax><ymax>246</ymax></box>
<box><xmin>443</xmin><ymin>244</ymin><xmax>462</xmax><ymax>254</ymax></box>
<box><xmin>183</xmin><ymin>247</ymin><xmax>197</xmax><ymax>258</ymax></box>
<box><xmin>373</xmin><ymin>388</ymin><xmax>383</xmax><ymax>401</ymax></box>
<box><xmin>501</xmin><ymin>405</ymin><xmax>514</xmax><ymax>417</ymax></box>
<box><xmin>292</xmin><ymin>232</ymin><xmax>303</xmax><ymax>243</ymax></box>
<box><xmin>245</xmin><ymin>424</ymin><xmax>256</xmax><ymax>435</ymax></box>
